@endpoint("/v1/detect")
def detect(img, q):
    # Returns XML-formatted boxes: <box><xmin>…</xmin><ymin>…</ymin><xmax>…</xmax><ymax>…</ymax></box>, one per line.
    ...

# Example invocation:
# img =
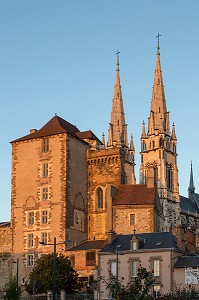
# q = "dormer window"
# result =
<box><xmin>131</xmin><ymin>236</ymin><xmax>138</xmax><ymax>251</ymax></box>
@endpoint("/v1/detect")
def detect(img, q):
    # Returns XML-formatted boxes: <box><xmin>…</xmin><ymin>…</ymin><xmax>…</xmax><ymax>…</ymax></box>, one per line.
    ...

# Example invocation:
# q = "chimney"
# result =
<box><xmin>177</xmin><ymin>225</ymin><xmax>185</xmax><ymax>251</ymax></box>
<box><xmin>186</xmin><ymin>228</ymin><xmax>195</xmax><ymax>254</ymax></box>
<box><xmin>30</xmin><ymin>129</ymin><xmax>37</xmax><ymax>134</ymax></box>
<box><xmin>107</xmin><ymin>230</ymin><xmax>117</xmax><ymax>244</ymax></box>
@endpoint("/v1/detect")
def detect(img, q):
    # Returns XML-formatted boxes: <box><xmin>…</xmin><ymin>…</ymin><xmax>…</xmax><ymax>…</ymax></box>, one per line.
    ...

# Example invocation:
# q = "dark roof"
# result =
<box><xmin>113</xmin><ymin>184</ymin><xmax>156</xmax><ymax>205</ymax></box>
<box><xmin>11</xmin><ymin>115</ymin><xmax>81</xmax><ymax>143</ymax></box>
<box><xmin>174</xmin><ymin>256</ymin><xmax>199</xmax><ymax>268</ymax></box>
<box><xmin>76</xmin><ymin>130</ymin><xmax>102</xmax><ymax>144</ymax></box>
<box><xmin>180</xmin><ymin>194</ymin><xmax>199</xmax><ymax>214</ymax></box>
<box><xmin>0</xmin><ymin>221</ymin><xmax>10</xmax><ymax>227</ymax></box>
<box><xmin>100</xmin><ymin>232</ymin><xmax>178</xmax><ymax>253</ymax></box>
<box><xmin>67</xmin><ymin>240</ymin><xmax>107</xmax><ymax>251</ymax></box>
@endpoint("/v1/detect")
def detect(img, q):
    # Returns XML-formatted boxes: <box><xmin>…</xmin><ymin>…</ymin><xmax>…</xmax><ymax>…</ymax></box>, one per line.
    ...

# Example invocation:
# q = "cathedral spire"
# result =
<box><xmin>141</xmin><ymin>120</ymin><xmax>147</xmax><ymax>138</ymax></box>
<box><xmin>108</xmin><ymin>51</ymin><xmax>128</xmax><ymax>148</ymax></box>
<box><xmin>148</xmin><ymin>34</ymin><xmax>170</xmax><ymax>136</ymax></box>
<box><xmin>188</xmin><ymin>161</ymin><xmax>195</xmax><ymax>199</ymax></box>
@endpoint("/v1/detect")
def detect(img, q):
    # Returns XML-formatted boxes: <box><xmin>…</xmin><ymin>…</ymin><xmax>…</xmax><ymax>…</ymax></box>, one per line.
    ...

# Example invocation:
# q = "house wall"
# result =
<box><xmin>99</xmin><ymin>250</ymin><xmax>173</xmax><ymax>299</ymax></box>
<box><xmin>113</xmin><ymin>205</ymin><xmax>154</xmax><ymax>234</ymax></box>
<box><xmin>174</xmin><ymin>267</ymin><xmax>199</xmax><ymax>290</ymax></box>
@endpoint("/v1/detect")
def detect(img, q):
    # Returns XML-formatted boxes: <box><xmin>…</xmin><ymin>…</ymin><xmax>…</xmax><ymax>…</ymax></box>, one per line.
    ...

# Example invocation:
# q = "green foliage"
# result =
<box><xmin>159</xmin><ymin>285</ymin><xmax>199</xmax><ymax>299</ymax></box>
<box><xmin>25</xmin><ymin>253</ymin><xmax>81</xmax><ymax>295</ymax></box>
<box><xmin>4</xmin><ymin>276</ymin><xmax>21</xmax><ymax>300</ymax></box>
<box><xmin>102</xmin><ymin>267</ymin><xmax>155</xmax><ymax>300</ymax></box>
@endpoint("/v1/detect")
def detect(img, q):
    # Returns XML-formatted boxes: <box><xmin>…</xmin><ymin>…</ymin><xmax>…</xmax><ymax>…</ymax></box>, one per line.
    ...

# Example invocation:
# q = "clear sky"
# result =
<box><xmin>1</xmin><ymin>1</ymin><xmax>199</xmax><ymax>222</ymax></box>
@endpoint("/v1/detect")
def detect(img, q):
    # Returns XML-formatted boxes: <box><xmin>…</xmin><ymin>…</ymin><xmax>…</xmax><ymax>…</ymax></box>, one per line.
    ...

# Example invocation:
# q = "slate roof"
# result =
<box><xmin>113</xmin><ymin>184</ymin><xmax>159</xmax><ymax>206</ymax></box>
<box><xmin>180</xmin><ymin>193</ymin><xmax>199</xmax><ymax>214</ymax></box>
<box><xmin>174</xmin><ymin>256</ymin><xmax>199</xmax><ymax>268</ymax></box>
<box><xmin>100</xmin><ymin>232</ymin><xmax>178</xmax><ymax>253</ymax></box>
<box><xmin>11</xmin><ymin>115</ymin><xmax>100</xmax><ymax>145</ymax></box>
<box><xmin>67</xmin><ymin>240</ymin><xmax>107</xmax><ymax>251</ymax></box>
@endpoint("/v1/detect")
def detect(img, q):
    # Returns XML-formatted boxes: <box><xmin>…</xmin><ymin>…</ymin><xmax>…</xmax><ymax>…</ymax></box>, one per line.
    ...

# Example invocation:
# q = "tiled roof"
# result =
<box><xmin>11</xmin><ymin>115</ymin><xmax>81</xmax><ymax>143</ymax></box>
<box><xmin>174</xmin><ymin>256</ymin><xmax>199</xmax><ymax>268</ymax></box>
<box><xmin>113</xmin><ymin>184</ymin><xmax>156</xmax><ymax>205</ymax></box>
<box><xmin>76</xmin><ymin>130</ymin><xmax>102</xmax><ymax>144</ymax></box>
<box><xmin>67</xmin><ymin>240</ymin><xmax>107</xmax><ymax>251</ymax></box>
<box><xmin>100</xmin><ymin>232</ymin><xmax>178</xmax><ymax>253</ymax></box>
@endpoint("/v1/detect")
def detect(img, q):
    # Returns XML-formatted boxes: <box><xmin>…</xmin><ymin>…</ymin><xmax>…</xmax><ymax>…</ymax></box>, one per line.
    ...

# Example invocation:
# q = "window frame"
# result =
<box><xmin>27</xmin><ymin>233</ymin><xmax>34</xmax><ymax>248</ymax></box>
<box><xmin>26</xmin><ymin>254</ymin><xmax>34</xmax><ymax>267</ymax></box>
<box><xmin>129</xmin><ymin>214</ymin><xmax>135</xmax><ymax>225</ymax></box>
<box><xmin>131</xmin><ymin>260</ymin><xmax>139</xmax><ymax>278</ymax></box>
<box><xmin>41</xmin><ymin>232</ymin><xmax>48</xmax><ymax>244</ymax></box>
<box><xmin>42</xmin><ymin>163</ymin><xmax>49</xmax><ymax>178</ymax></box>
<box><xmin>42</xmin><ymin>187</ymin><xmax>49</xmax><ymax>200</ymax></box>
<box><xmin>27</xmin><ymin>211</ymin><xmax>34</xmax><ymax>225</ymax></box>
<box><xmin>86</xmin><ymin>251</ymin><xmax>96</xmax><ymax>266</ymax></box>
<box><xmin>96</xmin><ymin>187</ymin><xmax>103</xmax><ymax>209</ymax></box>
<box><xmin>41</xmin><ymin>210</ymin><xmax>48</xmax><ymax>224</ymax></box>
<box><xmin>42</xmin><ymin>138</ymin><xmax>49</xmax><ymax>153</ymax></box>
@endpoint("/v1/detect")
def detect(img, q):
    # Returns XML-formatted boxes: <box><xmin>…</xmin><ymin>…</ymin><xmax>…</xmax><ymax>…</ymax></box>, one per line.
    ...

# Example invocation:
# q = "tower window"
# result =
<box><xmin>129</xmin><ymin>214</ymin><xmax>135</xmax><ymax>225</ymax></box>
<box><xmin>42</xmin><ymin>138</ymin><xmax>49</xmax><ymax>152</ymax></box>
<box><xmin>27</xmin><ymin>233</ymin><xmax>34</xmax><ymax>248</ymax></box>
<box><xmin>42</xmin><ymin>163</ymin><xmax>48</xmax><ymax>178</ymax></box>
<box><xmin>96</xmin><ymin>187</ymin><xmax>103</xmax><ymax>209</ymax></box>
<box><xmin>42</xmin><ymin>187</ymin><xmax>49</xmax><ymax>200</ymax></box>
<box><xmin>41</xmin><ymin>210</ymin><xmax>48</xmax><ymax>224</ymax></box>
<box><xmin>166</xmin><ymin>166</ymin><xmax>173</xmax><ymax>190</ymax></box>
<box><xmin>27</xmin><ymin>212</ymin><xmax>34</xmax><ymax>225</ymax></box>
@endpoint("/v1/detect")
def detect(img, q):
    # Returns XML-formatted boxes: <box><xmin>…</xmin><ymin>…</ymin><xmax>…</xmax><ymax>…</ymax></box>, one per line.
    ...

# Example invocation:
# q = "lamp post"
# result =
<box><xmin>13</xmin><ymin>258</ymin><xmax>19</xmax><ymax>300</ymax></box>
<box><xmin>39</xmin><ymin>237</ymin><xmax>71</xmax><ymax>300</ymax></box>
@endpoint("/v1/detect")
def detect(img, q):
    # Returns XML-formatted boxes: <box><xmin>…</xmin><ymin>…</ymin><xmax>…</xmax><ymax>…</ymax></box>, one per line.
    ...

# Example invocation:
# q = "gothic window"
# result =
<box><xmin>42</xmin><ymin>163</ymin><xmax>48</xmax><ymax>178</ymax></box>
<box><xmin>41</xmin><ymin>210</ymin><xmax>48</xmax><ymax>224</ymax></box>
<box><xmin>97</xmin><ymin>187</ymin><xmax>103</xmax><ymax>209</ymax></box>
<box><xmin>141</xmin><ymin>141</ymin><xmax>146</xmax><ymax>151</ymax></box>
<box><xmin>27</xmin><ymin>212</ymin><xmax>34</xmax><ymax>225</ymax></box>
<box><xmin>166</xmin><ymin>166</ymin><xmax>173</xmax><ymax>190</ymax></box>
<box><xmin>86</xmin><ymin>251</ymin><xmax>96</xmax><ymax>266</ymax></box>
<box><xmin>42</xmin><ymin>138</ymin><xmax>49</xmax><ymax>153</ymax></box>
<box><xmin>41</xmin><ymin>187</ymin><xmax>49</xmax><ymax>200</ymax></box>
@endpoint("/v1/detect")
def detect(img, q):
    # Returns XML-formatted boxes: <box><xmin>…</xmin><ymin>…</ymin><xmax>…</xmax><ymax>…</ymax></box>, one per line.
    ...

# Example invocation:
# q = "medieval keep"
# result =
<box><xmin>1</xmin><ymin>37</ymin><xmax>199</xmax><ymax>293</ymax></box>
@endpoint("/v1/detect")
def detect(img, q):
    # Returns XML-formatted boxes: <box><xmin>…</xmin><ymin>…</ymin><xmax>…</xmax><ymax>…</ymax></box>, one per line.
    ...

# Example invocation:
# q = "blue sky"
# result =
<box><xmin>1</xmin><ymin>1</ymin><xmax>199</xmax><ymax>221</ymax></box>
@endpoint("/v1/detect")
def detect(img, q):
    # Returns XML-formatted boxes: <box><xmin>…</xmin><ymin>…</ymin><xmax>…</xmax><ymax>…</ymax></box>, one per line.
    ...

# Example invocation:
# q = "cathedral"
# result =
<box><xmin>1</xmin><ymin>37</ymin><xmax>199</xmax><ymax>289</ymax></box>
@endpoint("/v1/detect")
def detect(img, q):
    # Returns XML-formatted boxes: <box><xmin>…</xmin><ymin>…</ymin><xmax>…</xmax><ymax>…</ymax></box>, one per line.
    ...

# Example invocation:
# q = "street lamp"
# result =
<box><xmin>13</xmin><ymin>258</ymin><xmax>19</xmax><ymax>300</ymax></box>
<box><xmin>39</xmin><ymin>237</ymin><xmax>71</xmax><ymax>300</ymax></box>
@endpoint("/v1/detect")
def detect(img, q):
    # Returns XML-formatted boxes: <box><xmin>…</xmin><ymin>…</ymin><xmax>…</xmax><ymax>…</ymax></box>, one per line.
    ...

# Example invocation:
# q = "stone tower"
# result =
<box><xmin>87</xmin><ymin>52</ymin><xmax>136</xmax><ymax>240</ymax></box>
<box><xmin>10</xmin><ymin>116</ymin><xmax>89</xmax><ymax>272</ymax></box>
<box><xmin>139</xmin><ymin>36</ymin><xmax>180</xmax><ymax>229</ymax></box>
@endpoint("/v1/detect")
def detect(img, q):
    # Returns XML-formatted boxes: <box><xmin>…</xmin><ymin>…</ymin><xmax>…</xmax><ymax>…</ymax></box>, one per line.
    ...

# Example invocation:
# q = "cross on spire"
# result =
<box><xmin>156</xmin><ymin>33</ymin><xmax>161</xmax><ymax>54</ymax></box>
<box><xmin>116</xmin><ymin>50</ymin><xmax>120</xmax><ymax>71</ymax></box>
<box><xmin>133</xmin><ymin>228</ymin><xmax>136</xmax><ymax>234</ymax></box>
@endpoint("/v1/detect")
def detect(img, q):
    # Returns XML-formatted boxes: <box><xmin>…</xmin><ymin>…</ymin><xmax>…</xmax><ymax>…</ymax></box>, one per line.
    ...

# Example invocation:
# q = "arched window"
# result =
<box><xmin>97</xmin><ymin>187</ymin><xmax>103</xmax><ymax>209</ymax></box>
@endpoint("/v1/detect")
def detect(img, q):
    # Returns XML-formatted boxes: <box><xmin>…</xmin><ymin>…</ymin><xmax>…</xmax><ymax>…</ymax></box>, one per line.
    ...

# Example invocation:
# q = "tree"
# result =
<box><xmin>25</xmin><ymin>253</ymin><xmax>81</xmax><ymax>295</ymax></box>
<box><xmin>102</xmin><ymin>267</ymin><xmax>155</xmax><ymax>300</ymax></box>
<box><xmin>4</xmin><ymin>276</ymin><xmax>22</xmax><ymax>300</ymax></box>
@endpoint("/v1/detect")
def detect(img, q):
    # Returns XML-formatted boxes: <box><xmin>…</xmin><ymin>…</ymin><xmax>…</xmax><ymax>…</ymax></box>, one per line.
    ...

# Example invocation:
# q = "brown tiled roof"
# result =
<box><xmin>76</xmin><ymin>130</ymin><xmax>102</xmax><ymax>144</ymax></box>
<box><xmin>113</xmin><ymin>184</ymin><xmax>156</xmax><ymax>205</ymax></box>
<box><xmin>11</xmin><ymin>115</ymin><xmax>81</xmax><ymax>143</ymax></box>
<box><xmin>67</xmin><ymin>239</ymin><xmax>107</xmax><ymax>251</ymax></box>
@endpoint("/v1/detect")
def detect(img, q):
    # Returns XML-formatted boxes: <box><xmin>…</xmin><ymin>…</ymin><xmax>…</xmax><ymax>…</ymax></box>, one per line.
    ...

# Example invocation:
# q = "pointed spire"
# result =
<box><xmin>130</xmin><ymin>134</ymin><xmax>135</xmax><ymax>151</ymax></box>
<box><xmin>171</xmin><ymin>122</ymin><xmax>177</xmax><ymax>140</ymax></box>
<box><xmin>101</xmin><ymin>132</ymin><xmax>105</xmax><ymax>148</ymax></box>
<box><xmin>141</xmin><ymin>121</ymin><xmax>147</xmax><ymax>138</ymax></box>
<box><xmin>148</xmin><ymin>34</ymin><xmax>170</xmax><ymax>136</ymax></box>
<box><xmin>188</xmin><ymin>161</ymin><xmax>195</xmax><ymax>199</ymax></box>
<box><xmin>108</xmin><ymin>51</ymin><xmax>128</xmax><ymax>148</ymax></box>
